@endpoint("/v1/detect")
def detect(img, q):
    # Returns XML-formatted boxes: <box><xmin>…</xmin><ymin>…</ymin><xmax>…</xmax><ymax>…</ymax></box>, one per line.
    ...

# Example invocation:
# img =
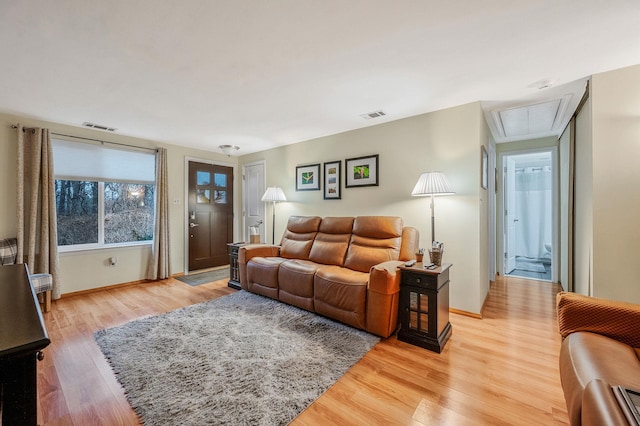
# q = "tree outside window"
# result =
<box><xmin>56</xmin><ymin>180</ymin><xmax>155</xmax><ymax>248</ymax></box>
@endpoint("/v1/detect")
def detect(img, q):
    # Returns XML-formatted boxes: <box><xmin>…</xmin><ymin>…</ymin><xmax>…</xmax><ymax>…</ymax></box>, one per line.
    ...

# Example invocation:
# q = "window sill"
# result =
<box><xmin>58</xmin><ymin>241</ymin><xmax>153</xmax><ymax>254</ymax></box>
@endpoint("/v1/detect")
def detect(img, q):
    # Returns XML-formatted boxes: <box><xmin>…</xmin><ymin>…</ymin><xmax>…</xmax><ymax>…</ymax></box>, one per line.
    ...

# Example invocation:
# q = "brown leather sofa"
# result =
<box><xmin>557</xmin><ymin>291</ymin><xmax>640</xmax><ymax>425</ymax></box>
<box><xmin>238</xmin><ymin>216</ymin><xmax>419</xmax><ymax>338</ymax></box>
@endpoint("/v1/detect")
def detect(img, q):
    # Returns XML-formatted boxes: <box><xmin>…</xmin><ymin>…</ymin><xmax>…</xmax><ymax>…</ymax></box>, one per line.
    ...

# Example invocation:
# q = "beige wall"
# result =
<box><xmin>0</xmin><ymin>112</ymin><xmax>240</xmax><ymax>294</ymax></box>
<box><xmin>3</xmin><ymin>65</ymin><xmax>637</xmax><ymax>307</ymax></box>
<box><xmin>591</xmin><ymin>64</ymin><xmax>640</xmax><ymax>303</ymax></box>
<box><xmin>241</xmin><ymin>102</ymin><xmax>490</xmax><ymax>314</ymax></box>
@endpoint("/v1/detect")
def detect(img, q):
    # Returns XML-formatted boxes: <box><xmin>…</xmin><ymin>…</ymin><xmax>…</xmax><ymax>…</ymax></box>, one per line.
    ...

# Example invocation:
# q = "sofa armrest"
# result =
<box><xmin>581</xmin><ymin>380</ymin><xmax>631</xmax><ymax>426</ymax></box>
<box><xmin>557</xmin><ymin>291</ymin><xmax>640</xmax><ymax>348</ymax></box>
<box><xmin>368</xmin><ymin>260</ymin><xmax>404</xmax><ymax>294</ymax></box>
<box><xmin>238</xmin><ymin>244</ymin><xmax>280</xmax><ymax>264</ymax></box>
<box><xmin>238</xmin><ymin>244</ymin><xmax>281</xmax><ymax>289</ymax></box>
<box><xmin>366</xmin><ymin>260</ymin><xmax>404</xmax><ymax>337</ymax></box>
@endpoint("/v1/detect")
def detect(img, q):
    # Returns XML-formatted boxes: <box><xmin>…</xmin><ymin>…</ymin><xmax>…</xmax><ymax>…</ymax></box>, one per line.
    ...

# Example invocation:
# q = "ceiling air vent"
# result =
<box><xmin>82</xmin><ymin>122</ymin><xmax>117</xmax><ymax>132</ymax></box>
<box><xmin>360</xmin><ymin>110</ymin><xmax>386</xmax><ymax>120</ymax></box>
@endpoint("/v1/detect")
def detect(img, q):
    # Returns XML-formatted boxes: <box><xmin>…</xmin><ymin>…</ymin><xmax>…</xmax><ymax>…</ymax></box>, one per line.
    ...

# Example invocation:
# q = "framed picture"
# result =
<box><xmin>323</xmin><ymin>160</ymin><xmax>341</xmax><ymax>200</ymax></box>
<box><xmin>295</xmin><ymin>163</ymin><xmax>321</xmax><ymax>191</ymax></box>
<box><xmin>345</xmin><ymin>154</ymin><xmax>379</xmax><ymax>188</ymax></box>
<box><xmin>481</xmin><ymin>146</ymin><xmax>488</xmax><ymax>190</ymax></box>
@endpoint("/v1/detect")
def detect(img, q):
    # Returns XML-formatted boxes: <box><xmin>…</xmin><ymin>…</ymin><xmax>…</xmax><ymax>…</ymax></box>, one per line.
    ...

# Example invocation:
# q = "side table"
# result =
<box><xmin>227</xmin><ymin>242</ymin><xmax>245</xmax><ymax>290</ymax></box>
<box><xmin>397</xmin><ymin>262</ymin><xmax>452</xmax><ymax>353</ymax></box>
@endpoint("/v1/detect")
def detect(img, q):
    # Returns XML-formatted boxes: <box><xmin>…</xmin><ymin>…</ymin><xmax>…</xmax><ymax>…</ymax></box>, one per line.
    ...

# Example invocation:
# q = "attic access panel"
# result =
<box><xmin>498</xmin><ymin>99</ymin><xmax>561</xmax><ymax>138</ymax></box>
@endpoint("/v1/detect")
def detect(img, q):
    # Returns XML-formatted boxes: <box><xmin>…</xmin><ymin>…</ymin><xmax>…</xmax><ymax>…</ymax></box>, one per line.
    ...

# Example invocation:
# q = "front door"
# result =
<box><xmin>188</xmin><ymin>161</ymin><xmax>233</xmax><ymax>271</ymax></box>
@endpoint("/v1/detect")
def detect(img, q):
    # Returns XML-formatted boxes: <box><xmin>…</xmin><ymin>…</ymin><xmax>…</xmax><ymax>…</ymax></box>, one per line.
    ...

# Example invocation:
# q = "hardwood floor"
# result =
<box><xmin>37</xmin><ymin>275</ymin><xmax>569</xmax><ymax>425</ymax></box>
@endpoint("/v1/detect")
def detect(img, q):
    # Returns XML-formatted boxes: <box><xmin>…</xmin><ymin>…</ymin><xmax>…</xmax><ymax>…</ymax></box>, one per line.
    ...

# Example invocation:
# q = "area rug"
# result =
<box><xmin>174</xmin><ymin>268</ymin><xmax>230</xmax><ymax>286</ymax></box>
<box><xmin>94</xmin><ymin>291</ymin><xmax>379</xmax><ymax>425</ymax></box>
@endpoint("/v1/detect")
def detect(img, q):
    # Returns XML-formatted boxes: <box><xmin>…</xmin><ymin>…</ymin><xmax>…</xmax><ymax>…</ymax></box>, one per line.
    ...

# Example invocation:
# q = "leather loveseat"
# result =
<box><xmin>557</xmin><ymin>291</ymin><xmax>640</xmax><ymax>425</ymax></box>
<box><xmin>238</xmin><ymin>216</ymin><xmax>419</xmax><ymax>338</ymax></box>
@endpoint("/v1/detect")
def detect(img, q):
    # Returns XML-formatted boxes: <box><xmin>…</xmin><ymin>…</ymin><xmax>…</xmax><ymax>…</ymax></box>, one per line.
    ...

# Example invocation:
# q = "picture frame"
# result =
<box><xmin>295</xmin><ymin>163</ymin><xmax>321</xmax><ymax>191</ymax></box>
<box><xmin>345</xmin><ymin>154</ymin><xmax>379</xmax><ymax>188</ymax></box>
<box><xmin>481</xmin><ymin>146</ymin><xmax>488</xmax><ymax>190</ymax></box>
<box><xmin>323</xmin><ymin>160</ymin><xmax>341</xmax><ymax>200</ymax></box>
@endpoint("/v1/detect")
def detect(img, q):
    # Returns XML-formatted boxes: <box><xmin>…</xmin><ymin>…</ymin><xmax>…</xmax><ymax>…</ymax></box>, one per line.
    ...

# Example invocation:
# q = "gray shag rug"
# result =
<box><xmin>94</xmin><ymin>290</ymin><xmax>379</xmax><ymax>425</ymax></box>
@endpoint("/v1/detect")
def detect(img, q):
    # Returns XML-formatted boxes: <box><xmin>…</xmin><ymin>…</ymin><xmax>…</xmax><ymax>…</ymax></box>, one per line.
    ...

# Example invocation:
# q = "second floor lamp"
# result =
<box><xmin>411</xmin><ymin>172</ymin><xmax>455</xmax><ymax>243</ymax></box>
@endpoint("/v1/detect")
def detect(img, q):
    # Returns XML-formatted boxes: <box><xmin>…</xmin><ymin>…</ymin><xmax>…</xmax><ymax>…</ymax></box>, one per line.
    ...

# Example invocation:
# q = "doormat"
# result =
<box><xmin>175</xmin><ymin>268</ymin><xmax>230</xmax><ymax>286</ymax></box>
<box><xmin>94</xmin><ymin>290</ymin><xmax>379</xmax><ymax>425</ymax></box>
<box><xmin>515</xmin><ymin>259</ymin><xmax>546</xmax><ymax>273</ymax></box>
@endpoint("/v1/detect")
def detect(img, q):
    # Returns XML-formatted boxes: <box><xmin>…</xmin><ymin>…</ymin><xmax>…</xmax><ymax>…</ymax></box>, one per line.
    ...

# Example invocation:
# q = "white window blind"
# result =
<box><xmin>52</xmin><ymin>138</ymin><xmax>155</xmax><ymax>183</ymax></box>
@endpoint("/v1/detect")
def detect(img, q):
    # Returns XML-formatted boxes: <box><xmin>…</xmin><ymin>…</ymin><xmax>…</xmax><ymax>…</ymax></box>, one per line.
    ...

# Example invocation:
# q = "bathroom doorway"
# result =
<box><xmin>502</xmin><ymin>150</ymin><xmax>556</xmax><ymax>281</ymax></box>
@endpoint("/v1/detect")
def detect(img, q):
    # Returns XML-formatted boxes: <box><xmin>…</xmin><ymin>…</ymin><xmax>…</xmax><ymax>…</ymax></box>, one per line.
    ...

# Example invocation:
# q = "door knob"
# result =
<box><xmin>189</xmin><ymin>223</ymin><xmax>199</xmax><ymax>228</ymax></box>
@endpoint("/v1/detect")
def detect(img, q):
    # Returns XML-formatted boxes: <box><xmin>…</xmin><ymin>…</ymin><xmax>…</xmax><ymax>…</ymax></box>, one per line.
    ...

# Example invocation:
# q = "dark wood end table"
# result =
<box><xmin>397</xmin><ymin>262</ymin><xmax>452</xmax><ymax>353</ymax></box>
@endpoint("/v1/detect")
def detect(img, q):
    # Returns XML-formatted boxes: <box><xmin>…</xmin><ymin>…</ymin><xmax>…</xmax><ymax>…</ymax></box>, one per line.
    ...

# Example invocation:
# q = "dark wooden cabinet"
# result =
<box><xmin>227</xmin><ymin>243</ymin><xmax>245</xmax><ymax>290</ymax></box>
<box><xmin>398</xmin><ymin>263</ymin><xmax>452</xmax><ymax>353</ymax></box>
<box><xmin>0</xmin><ymin>264</ymin><xmax>50</xmax><ymax>425</ymax></box>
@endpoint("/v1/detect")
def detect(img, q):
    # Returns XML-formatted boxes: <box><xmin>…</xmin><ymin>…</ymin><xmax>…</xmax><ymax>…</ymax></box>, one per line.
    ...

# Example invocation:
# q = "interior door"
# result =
<box><xmin>242</xmin><ymin>162</ymin><xmax>265</xmax><ymax>243</ymax></box>
<box><xmin>188</xmin><ymin>161</ymin><xmax>233</xmax><ymax>271</ymax></box>
<box><xmin>504</xmin><ymin>157</ymin><xmax>517</xmax><ymax>274</ymax></box>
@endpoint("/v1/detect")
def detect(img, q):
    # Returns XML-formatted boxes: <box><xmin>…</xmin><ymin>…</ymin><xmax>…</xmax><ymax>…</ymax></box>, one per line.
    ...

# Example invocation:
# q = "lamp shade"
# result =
<box><xmin>261</xmin><ymin>186</ymin><xmax>287</xmax><ymax>202</ymax></box>
<box><xmin>411</xmin><ymin>172</ymin><xmax>455</xmax><ymax>196</ymax></box>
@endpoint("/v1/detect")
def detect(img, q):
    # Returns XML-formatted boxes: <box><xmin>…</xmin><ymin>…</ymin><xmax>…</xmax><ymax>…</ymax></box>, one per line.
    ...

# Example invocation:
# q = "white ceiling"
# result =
<box><xmin>1</xmin><ymin>1</ymin><xmax>639</xmax><ymax>155</ymax></box>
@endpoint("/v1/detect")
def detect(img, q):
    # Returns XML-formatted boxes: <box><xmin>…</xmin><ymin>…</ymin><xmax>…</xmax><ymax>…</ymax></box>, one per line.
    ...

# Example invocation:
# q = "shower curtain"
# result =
<box><xmin>515</xmin><ymin>166</ymin><xmax>552</xmax><ymax>259</ymax></box>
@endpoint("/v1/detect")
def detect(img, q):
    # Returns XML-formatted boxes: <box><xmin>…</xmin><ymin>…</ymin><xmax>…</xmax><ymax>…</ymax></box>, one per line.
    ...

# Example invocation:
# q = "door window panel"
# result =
<box><xmin>214</xmin><ymin>190</ymin><xmax>227</xmax><ymax>204</ymax></box>
<box><xmin>197</xmin><ymin>189</ymin><xmax>211</xmax><ymax>204</ymax></box>
<box><xmin>197</xmin><ymin>171</ymin><xmax>211</xmax><ymax>186</ymax></box>
<box><xmin>214</xmin><ymin>173</ymin><xmax>227</xmax><ymax>188</ymax></box>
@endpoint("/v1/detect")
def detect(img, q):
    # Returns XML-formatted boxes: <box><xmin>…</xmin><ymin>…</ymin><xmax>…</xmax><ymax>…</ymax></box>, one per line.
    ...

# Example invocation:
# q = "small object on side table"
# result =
<box><xmin>227</xmin><ymin>242</ymin><xmax>245</xmax><ymax>290</ymax></box>
<box><xmin>397</xmin><ymin>262</ymin><xmax>452</xmax><ymax>353</ymax></box>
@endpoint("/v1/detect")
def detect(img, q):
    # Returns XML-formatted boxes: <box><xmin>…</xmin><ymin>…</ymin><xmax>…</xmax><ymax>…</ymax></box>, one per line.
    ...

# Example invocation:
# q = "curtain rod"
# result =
<box><xmin>10</xmin><ymin>124</ymin><xmax>157</xmax><ymax>152</ymax></box>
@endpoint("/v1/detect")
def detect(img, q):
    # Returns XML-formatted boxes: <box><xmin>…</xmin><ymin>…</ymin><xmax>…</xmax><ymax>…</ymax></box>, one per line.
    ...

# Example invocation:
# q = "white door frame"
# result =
<box><xmin>488</xmin><ymin>142</ymin><xmax>497</xmax><ymax>281</ymax></box>
<box><xmin>183</xmin><ymin>156</ymin><xmax>238</xmax><ymax>275</ymax></box>
<box><xmin>497</xmin><ymin>147</ymin><xmax>559</xmax><ymax>282</ymax></box>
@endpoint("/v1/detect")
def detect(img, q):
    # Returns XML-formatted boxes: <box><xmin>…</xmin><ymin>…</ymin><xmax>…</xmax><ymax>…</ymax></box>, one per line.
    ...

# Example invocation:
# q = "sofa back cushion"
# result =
<box><xmin>280</xmin><ymin>216</ymin><xmax>322</xmax><ymax>260</ymax></box>
<box><xmin>309</xmin><ymin>217</ymin><xmax>354</xmax><ymax>266</ymax></box>
<box><xmin>344</xmin><ymin>216</ymin><xmax>403</xmax><ymax>273</ymax></box>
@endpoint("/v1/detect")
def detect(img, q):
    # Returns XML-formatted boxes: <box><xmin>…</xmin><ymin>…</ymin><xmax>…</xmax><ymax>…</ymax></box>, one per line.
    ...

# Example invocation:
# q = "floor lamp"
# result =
<box><xmin>411</xmin><ymin>172</ymin><xmax>455</xmax><ymax>243</ymax></box>
<box><xmin>261</xmin><ymin>186</ymin><xmax>287</xmax><ymax>244</ymax></box>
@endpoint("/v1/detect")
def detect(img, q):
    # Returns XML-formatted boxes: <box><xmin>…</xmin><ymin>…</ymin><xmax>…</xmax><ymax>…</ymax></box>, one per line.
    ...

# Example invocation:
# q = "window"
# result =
<box><xmin>52</xmin><ymin>139</ymin><xmax>156</xmax><ymax>251</ymax></box>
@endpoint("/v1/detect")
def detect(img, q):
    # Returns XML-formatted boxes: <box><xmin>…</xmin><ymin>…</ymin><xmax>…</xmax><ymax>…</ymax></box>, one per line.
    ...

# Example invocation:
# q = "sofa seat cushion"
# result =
<box><xmin>560</xmin><ymin>331</ymin><xmax>640</xmax><ymax>425</ymax></box>
<box><xmin>247</xmin><ymin>257</ymin><xmax>287</xmax><ymax>299</ymax></box>
<box><xmin>314</xmin><ymin>266</ymin><xmax>368</xmax><ymax>330</ymax></box>
<box><xmin>30</xmin><ymin>273</ymin><xmax>53</xmax><ymax>293</ymax></box>
<box><xmin>278</xmin><ymin>259</ymin><xmax>320</xmax><ymax>311</ymax></box>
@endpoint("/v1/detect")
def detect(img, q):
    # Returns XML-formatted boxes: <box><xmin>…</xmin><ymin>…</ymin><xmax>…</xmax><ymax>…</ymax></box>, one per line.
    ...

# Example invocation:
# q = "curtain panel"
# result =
<box><xmin>147</xmin><ymin>147</ymin><xmax>171</xmax><ymax>280</ymax></box>
<box><xmin>16</xmin><ymin>125</ymin><xmax>61</xmax><ymax>299</ymax></box>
